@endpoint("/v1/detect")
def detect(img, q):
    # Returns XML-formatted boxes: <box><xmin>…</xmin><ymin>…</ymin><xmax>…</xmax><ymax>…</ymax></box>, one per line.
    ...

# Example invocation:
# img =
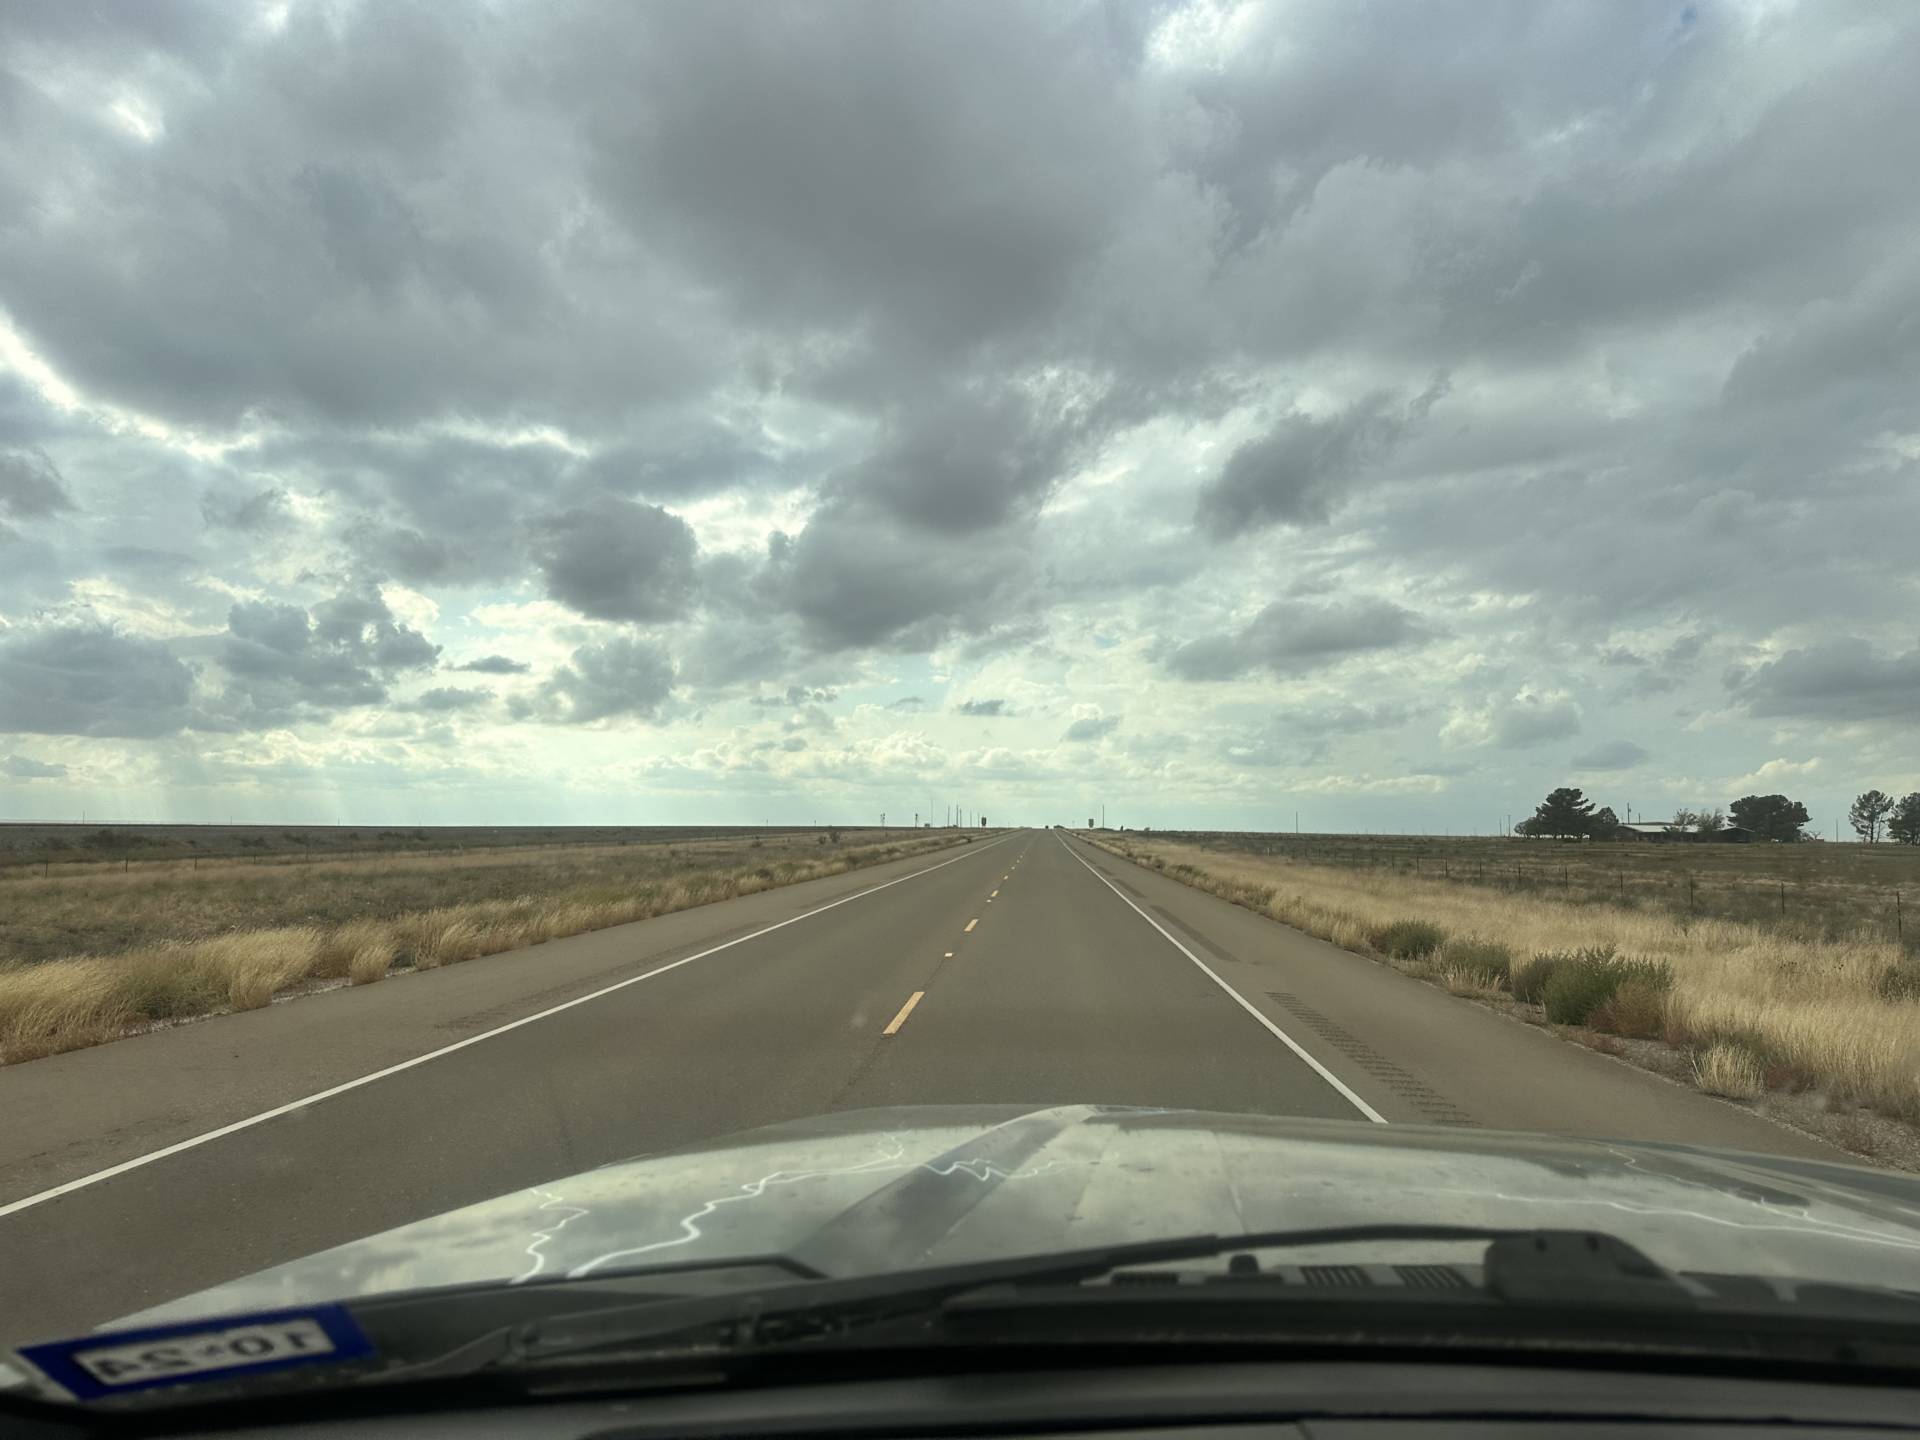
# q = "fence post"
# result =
<box><xmin>1898</xmin><ymin>890</ymin><xmax>1904</xmax><ymax>941</ymax></box>
<box><xmin>1779</xmin><ymin>882</ymin><xmax>1785</xmax><ymax>917</ymax></box>
<box><xmin>1688</xmin><ymin>874</ymin><xmax>1696</xmax><ymax>915</ymax></box>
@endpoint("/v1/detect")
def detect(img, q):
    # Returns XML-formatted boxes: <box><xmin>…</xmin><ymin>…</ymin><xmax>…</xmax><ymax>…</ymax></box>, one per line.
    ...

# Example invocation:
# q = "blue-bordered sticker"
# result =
<box><xmin>17</xmin><ymin>1304</ymin><xmax>373</xmax><ymax>1401</ymax></box>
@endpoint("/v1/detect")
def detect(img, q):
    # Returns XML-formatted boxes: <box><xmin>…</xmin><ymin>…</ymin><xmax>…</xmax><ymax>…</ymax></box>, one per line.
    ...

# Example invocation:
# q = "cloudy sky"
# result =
<box><xmin>2</xmin><ymin>0</ymin><xmax>1917</xmax><ymax>834</ymax></box>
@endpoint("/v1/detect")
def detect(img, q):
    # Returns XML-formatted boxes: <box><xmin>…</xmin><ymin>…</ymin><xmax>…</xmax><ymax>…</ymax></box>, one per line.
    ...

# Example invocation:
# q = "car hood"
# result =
<box><xmin>124</xmin><ymin>1104</ymin><xmax>1920</xmax><ymax>1325</ymax></box>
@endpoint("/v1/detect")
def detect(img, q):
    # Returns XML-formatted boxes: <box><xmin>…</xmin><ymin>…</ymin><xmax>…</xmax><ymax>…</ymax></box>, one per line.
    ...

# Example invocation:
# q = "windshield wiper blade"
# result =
<box><xmin>510</xmin><ymin>1224</ymin><xmax>1614</xmax><ymax>1362</ymax></box>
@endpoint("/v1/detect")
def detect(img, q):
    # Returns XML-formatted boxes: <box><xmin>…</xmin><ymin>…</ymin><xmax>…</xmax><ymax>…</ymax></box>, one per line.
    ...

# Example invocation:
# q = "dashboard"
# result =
<box><xmin>37</xmin><ymin>1358</ymin><xmax>1919</xmax><ymax>1440</ymax></box>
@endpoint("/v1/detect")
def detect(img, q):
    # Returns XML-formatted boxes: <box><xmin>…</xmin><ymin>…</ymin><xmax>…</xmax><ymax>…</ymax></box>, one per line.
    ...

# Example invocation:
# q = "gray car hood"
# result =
<box><xmin>125</xmin><ymin>1104</ymin><xmax>1920</xmax><ymax>1325</ymax></box>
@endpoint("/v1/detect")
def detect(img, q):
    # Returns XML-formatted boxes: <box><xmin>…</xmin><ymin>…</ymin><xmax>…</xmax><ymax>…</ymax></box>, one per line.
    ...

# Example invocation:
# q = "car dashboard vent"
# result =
<box><xmin>1298</xmin><ymin>1264</ymin><xmax>1371</xmax><ymax>1288</ymax></box>
<box><xmin>1395</xmin><ymin>1263</ymin><xmax>1473</xmax><ymax>1290</ymax></box>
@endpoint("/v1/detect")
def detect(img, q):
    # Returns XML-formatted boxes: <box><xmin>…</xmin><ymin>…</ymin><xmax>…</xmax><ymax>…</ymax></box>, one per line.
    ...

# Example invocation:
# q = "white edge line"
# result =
<box><xmin>0</xmin><ymin>833</ymin><xmax>1018</xmax><ymax>1221</ymax></box>
<box><xmin>1058</xmin><ymin>834</ymin><xmax>1388</xmax><ymax>1125</ymax></box>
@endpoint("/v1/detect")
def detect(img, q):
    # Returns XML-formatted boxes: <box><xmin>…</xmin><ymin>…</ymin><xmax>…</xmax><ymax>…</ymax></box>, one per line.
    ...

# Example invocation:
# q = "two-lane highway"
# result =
<box><xmin>0</xmin><ymin>828</ymin><xmax>1847</xmax><ymax>1343</ymax></box>
<box><xmin>829</xmin><ymin>834</ymin><xmax>1370</xmax><ymax>1118</ymax></box>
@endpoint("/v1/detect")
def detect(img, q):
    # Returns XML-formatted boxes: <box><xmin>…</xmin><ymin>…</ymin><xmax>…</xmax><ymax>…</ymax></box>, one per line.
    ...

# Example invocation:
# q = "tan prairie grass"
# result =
<box><xmin>197</xmin><ymin>929</ymin><xmax>326</xmax><ymax>1010</ymax></box>
<box><xmin>346</xmin><ymin>939</ymin><xmax>395</xmax><ymax>986</ymax></box>
<box><xmin>1148</xmin><ymin>828</ymin><xmax>1920</xmax><ymax>943</ymax></box>
<box><xmin>0</xmin><ymin>834</ymin><xmax>962</xmax><ymax>1065</ymax></box>
<box><xmin>0</xmin><ymin>960</ymin><xmax>131</xmax><ymax>1062</ymax></box>
<box><xmin>0</xmin><ymin>828</ymin><xmax>919</xmax><ymax>969</ymax></box>
<box><xmin>0</xmin><ymin>826</ymin><xmax>914</xmax><ymax>889</ymax></box>
<box><xmin>317</xmin><ymin>918</ymin><xmax>397</xmax><ymax>981</ymax></box>
<box><xmin>1099</xmin><ymin>837</ymin><xmax>1920</xmax><ymax>1122</ymax></box>
<box><xmin>1440</xmin><ymin>966</ymin><xmax>1506</xmax><ymax>999</ymax></box>
<box><xmin>1694</xmin><ymin>1042</ymin><xmax>1767</xmax><ymax>1099</ymax></box>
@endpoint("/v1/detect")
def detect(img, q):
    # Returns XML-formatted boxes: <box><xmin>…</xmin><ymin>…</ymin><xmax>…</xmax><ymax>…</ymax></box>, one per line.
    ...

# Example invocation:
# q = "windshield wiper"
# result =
<box><xmin>504</xmin><ymin>1225</ymin><xmax>1671</xmax><ymax>1363</ymax></box>
<box><xmin>478</xmin><ymin>1224</ymin><xmax>1920</xmax><ymax>1385</ymax></box>
<box><xmin>29</xmin><ymin>1228</ymin><xmax>1919</xmax><ymax>1415</ymax></box>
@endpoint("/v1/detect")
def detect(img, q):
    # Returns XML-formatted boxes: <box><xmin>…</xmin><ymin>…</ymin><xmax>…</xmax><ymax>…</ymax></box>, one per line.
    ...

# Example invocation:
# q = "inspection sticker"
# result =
<box><xmin>18</xmin><ymin>1304</ymin><xmax>373</xmax><ymax>1400</ymax></box>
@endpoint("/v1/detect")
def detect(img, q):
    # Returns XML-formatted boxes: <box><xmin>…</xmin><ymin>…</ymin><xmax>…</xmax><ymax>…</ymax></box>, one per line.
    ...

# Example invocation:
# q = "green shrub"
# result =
<box><xmin>1542</xmin><ymin>962</ymin><xmax>1622</xmax><ymax>1024</ymax></box>
<box><xmin>1536</xmin><ymin>951</ymin><xmax>1673</xmax><ymax>1026</ymax></box>
<box><xmin>1513</xmin><ymin>950</ymin><xmax>1572</xmax><ymax>1004</ymax></box>
<box><xmin>1437</xmin><ymin>936</ymin><xmax>1512</xmax><ymax>988</ymax></box>
<box><xmin>1372</xmin><ymin>919</ymin><xmax>1446</xmax><ymax>960</ymax></box>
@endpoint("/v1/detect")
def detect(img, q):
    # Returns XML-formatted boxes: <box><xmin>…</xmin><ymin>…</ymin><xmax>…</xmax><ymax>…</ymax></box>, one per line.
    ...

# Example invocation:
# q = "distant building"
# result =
<box><xmin>1614</xmin><ymin>822</ymin><xmax>1753</xmax><ymax>843</ymax></box>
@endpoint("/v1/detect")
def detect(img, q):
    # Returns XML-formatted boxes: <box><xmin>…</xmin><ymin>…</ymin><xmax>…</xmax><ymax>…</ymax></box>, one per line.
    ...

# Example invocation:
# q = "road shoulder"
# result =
<box><xmin>1062</xmin><ymin>833</ymin><xmax>1852</xmax><ymax>1162</ymax></box>
<box><xmin>0</xmin><ymin>836</ymin><xmax>1014</xmax><ymax>1206</ymax></box>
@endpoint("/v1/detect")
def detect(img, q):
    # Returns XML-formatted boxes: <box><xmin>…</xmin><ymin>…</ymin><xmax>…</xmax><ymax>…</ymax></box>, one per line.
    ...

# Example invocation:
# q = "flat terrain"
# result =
<box><xmin>0</xmin><ymin>829</ymin><xmax>1850</xmax><ymax>1345</ymax></box>
<box><xmin>0</xmin><ymin>826</ymin><xmax>940</xmax><ymax>968</ymax></box>
<box><xmin>1143</xmin><ymin>829</ymin><xmax>1920</xmax><ymax>944</ymax></box>
<box><xmin>0</xmin><ymin>829</ymin><xmax>975</xmax><ymax>1064</ymax></box>
<box><xmin>1089</xmin><ymin>831</ymin><xmax>1920</xmax><ymax>1152</ymax></box>
<box><xmin>0</xmin><ymin>821</ymin><xmax>937</xmax><ymax>874</ymax></box>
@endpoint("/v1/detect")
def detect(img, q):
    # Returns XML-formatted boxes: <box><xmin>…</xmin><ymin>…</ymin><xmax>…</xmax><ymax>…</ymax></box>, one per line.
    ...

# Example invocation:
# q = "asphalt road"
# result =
<box><xmin>0</xmin><ymin>829</ymin><xmax>1849</xmax><ymax>1344</ymax></box>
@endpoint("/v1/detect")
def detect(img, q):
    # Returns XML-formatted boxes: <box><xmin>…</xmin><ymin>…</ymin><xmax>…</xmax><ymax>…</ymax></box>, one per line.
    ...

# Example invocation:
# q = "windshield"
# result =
<box><xmin>5</xmin><ymin>0</ymin><xmax>1920</xmax><ymax>1403</ymax></box>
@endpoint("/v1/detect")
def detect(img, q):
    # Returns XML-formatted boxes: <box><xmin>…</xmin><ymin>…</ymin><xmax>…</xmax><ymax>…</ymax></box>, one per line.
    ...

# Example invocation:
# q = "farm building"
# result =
<box><xmin>1614</xmin><ymin>822</ymin><xmax>1754</xmax><ymax>843</ymax></box>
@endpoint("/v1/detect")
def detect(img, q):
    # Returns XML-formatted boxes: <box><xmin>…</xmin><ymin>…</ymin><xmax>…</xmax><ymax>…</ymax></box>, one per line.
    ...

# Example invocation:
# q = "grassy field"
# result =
<box><xmin>0</xmin><ymin>828</ymin><xmax>979</xmax><ymax>1064</ymax></box>
<box><xmin>1087</xmin><ymin>831</ymin><xmax>1920</xmax><ymax>1131</ymax></box>
<box><xmin>1135</xmin><ymin>830</ymin><xmax>1920</xmax><ymax>946</ymax></box>
<box><xmin>0</xmin><ymin>821</ymin><xmax>901</xmax><ymax>875</ymax></box>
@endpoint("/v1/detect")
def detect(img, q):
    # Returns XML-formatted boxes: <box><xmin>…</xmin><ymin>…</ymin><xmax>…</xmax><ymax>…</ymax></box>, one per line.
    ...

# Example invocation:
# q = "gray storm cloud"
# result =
<box><xmin>1</xmin><ymin>1</ymin><xmax>1916</xmax><ymax>823</ymax></box>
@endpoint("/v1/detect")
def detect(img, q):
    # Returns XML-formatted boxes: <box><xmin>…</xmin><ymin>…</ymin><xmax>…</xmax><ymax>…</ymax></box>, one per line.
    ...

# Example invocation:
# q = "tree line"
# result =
<box><xmin>1848</xmin><ymin>790</ymin><xmax>1920</xmax><ymax>845</ymax></box>
<box><xmin>1518</xmin><ymin>787</ymin><xmax>1920</xmax><ymax>843</ymax></box>
<box><xmin>1515</xmin><ymin>789</ymin><xmax>1805</xmax><ymax>841</ymax></box>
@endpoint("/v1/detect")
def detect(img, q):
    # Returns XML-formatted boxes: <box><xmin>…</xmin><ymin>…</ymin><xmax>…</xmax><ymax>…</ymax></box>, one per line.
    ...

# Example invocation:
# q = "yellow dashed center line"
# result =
<box><xmin>964</xmin><ymin>918</ymin><xmax>979</xmax><ymax>932</ymax></box>
<box><xmin>883</xmin><ymin>991</ymin><xmax>925</xmax><ymax>1036</ymax></box>
<box><xmin>991</xmin><ymin>888</ymin><xmax>999</xmax><ymax>897</ymax></box>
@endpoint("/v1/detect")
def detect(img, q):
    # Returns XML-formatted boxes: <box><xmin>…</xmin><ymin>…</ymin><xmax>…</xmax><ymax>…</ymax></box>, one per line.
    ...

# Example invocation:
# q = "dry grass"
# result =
<box><xmin>1589</xmin><ymin>979</ymin><xmax>1669</xmax><ymax>1040</ymax></box>
<box><xmin>0</xmin><ymin>832</ymin><xmax>966</xmax><ymax>1064</ymax></box>
<box><xmin>1694</xmin><ymin>1042</ymin><xmax>1766</xmax><ymax>1100</ymax></box>
<box><xmin>1097</xmin><ymin>836</ymin><xmax>1920</xmax><ymax>1123</ymax></box>
<box><xmin>1143</xmin><ymin>828</ymin><xmax>1920</xmax><ymax>945</ymax></box>
<box><xmin>0</xmin><ymin>828</ymin><xmax>918</xmax><ymax>968</ymax></box>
